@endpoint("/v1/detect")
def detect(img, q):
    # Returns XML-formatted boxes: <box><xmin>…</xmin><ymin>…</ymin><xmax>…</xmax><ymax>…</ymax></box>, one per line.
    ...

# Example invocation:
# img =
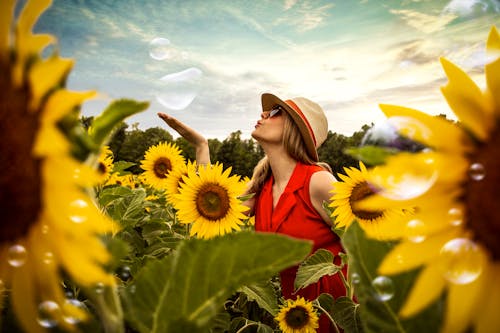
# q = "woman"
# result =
<box><xmin>159</xmin><ymin>93</ymin><xmax>345</xmax><ymax>332</ymax></box>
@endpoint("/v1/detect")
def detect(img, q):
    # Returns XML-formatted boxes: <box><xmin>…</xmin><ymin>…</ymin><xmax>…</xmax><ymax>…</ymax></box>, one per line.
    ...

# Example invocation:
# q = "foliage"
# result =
<box><xmin>103</xmin><ymin>123</ymin><xmax>370</xmax><ymax>179</ymax></box>
<box><xmin>342</xmin><ymin>222</ymin><xmax>443</xmax><ymax>333</ymax></box>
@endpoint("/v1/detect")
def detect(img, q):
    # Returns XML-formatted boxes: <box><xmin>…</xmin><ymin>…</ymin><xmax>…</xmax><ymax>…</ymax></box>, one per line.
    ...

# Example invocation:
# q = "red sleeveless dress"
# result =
<box><xmin>255</xmin><ymin>162</ymin><xmax>346</xmax><ymax>333</ymax></box>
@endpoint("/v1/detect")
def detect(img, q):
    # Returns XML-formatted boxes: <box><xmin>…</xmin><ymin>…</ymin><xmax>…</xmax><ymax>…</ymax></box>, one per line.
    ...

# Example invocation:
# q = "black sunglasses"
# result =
<box><xmin>264</xmin><ymin>105</ymin><xmax>284</xmax><ymax>119</ymax></box>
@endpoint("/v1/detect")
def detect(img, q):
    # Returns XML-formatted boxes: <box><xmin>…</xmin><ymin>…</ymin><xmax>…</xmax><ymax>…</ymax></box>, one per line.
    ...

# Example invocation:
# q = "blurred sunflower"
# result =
<box><xmin>105</xmin><ymin>173</ymin><xmax>137</xmax><ymax>189</ymax></box>
<box><xmin>328</xmin><ymin>161</ymin><xmax>408</xmax><ymax>239</ymax></box>
<box><xmin>275</xmin><ymin>297</ymin><xmax>319</xmax><ymax>333</ymax></box>
<box><xmin>164</xmin><ymin>160</ymin><xmax>197</xmax><ymax>207</ymax></box>
<box><xmin>140</xmin><ymin>141</ymin><xmax>185</xmax><ymax>189</ymax></box>
<box><xmin>174</xmin><ymin>163</ymin><xmax>248</xmax><ymax>239</ymax></box>
<box><xmin>0</xmin><ymin>0</ymin><xmax>117</xmax><ymax>332</ymax></box>
<box><xmin>96</xmin><ymin>145</ymin><xmax>114</xmax><ymax>183</ymax></box>
<box><xmin>358</xmin><ymin>26</ymin><xmax>500</xmax><ymax>333</ymax></box>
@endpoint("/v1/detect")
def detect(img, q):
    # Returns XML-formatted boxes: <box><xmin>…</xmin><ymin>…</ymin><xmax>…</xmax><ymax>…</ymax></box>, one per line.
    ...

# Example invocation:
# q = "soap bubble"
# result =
<box><xmin>149</xmin><ymin>37</ymin><xmax>171</xmax><ymax>60</ymax></box>
<box><xmin>371</xmin><ymin>276</ymin><xmax>394</xmax><ymax>302</ymax></box>
<box><xmin>155</xmin><ymin>67</ymin><xmax>203</xmax><ymax>110</ymax></box>
<box><xmin>439</xmin><ymin>238</ymin><xmax>484</xmax><ymax>284</ymax></box>
<box><xmin>361</xmin><ymin>117</ymin><xmax>427</xmax><ymax>153</ymax></box>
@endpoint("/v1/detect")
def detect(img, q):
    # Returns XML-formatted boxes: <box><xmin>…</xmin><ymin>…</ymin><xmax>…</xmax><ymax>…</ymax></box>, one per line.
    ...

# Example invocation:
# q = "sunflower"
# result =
<box><xmin>105</xmin><ymin>173</ymin><xmax>137</xmax><ymax>189</ymax></box>
<box><xmin>275</xmin><ymin>297</ymin><xmax>319</xmax><ymax>333</ymax></box>
<box><xmin>164</xmin><ymin>160</ymin><xmax>197</xmax><ymax>207</ymax></box>
<box><xmin>0</xmin><ymin>1</ymin><xmax>117</xmax><ymax>332</ymax></box>
<box><xmin>174</xmin><ymin>163</ymin><xmax>248</xmax><ymax>239</ymax></box>
<box><xmin>357</xmin><ymin>26</ymin><xmax>500</xmax><ymax>333</ymax></box>
<box><xmin>140</xmin><ymin>141</ymin><xmax>185</xmax><ymax>190</ymax></box>
<box><xmin>96</xmin><ymin>145</ymin><xmax>114</xmax><ymax>183</ymax></box>
<box><xmin>328</xmin><ymin>161</ymin><xmax>409</xmax><ymax>239</ymax></box>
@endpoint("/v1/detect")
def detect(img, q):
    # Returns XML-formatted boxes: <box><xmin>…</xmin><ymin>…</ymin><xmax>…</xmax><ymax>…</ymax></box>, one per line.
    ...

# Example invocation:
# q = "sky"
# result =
<box><xmin>34</xmin><ymin>0</ymin><xmax>500</xmax><ymax>140</ymax></box>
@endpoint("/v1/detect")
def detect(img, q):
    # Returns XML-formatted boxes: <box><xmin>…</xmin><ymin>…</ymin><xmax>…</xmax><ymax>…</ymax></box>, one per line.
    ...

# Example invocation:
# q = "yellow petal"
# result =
<box><xmin>378</xmin><ymin>104</ymin><xmax>470</xmax><ymax>153</ymax></box>
<box><xmin>485</xmin><ymin>59</ymin><xmax>500</xmax><ymax>116</ymax></box>
<box><xmin>441</xmin><ymin>268</ymin><xmax>486</xmax><ymax>333</ymax></box>
<box><xmin>33</xmin><ymin>124</ymin><xmax>70</xmax><ymax>156</ymax></box>
<box><xmin>440</xmin><ymin>57</ymin><xmax>494</xmax><ymax>141</ymax></box>
<box><xmin>12</xmin><ymin>33</ymin><xmax>55</xmax><ymax>87</ymax></box>
<box><xmin>16</xmin><ymin>0</ymin><xmax>52</xmax><ymax>36</ymax></box>
<box><xmin>28</xmin><ymin>56</ymin><xmax>74</xmax><ymax>110</ymax></box>
<box><xmin>43</xmin><ymin>90</ymin><xmax>96</xmax><ymax>122</ymax></box>
<box><xmin>11</xmin><ymin>247</ymin><xmax>44</xmax><ymax>333</ymax></box>
<box><xmin>486</xmin><ymin>26</ymin><xmax>500</xmax><ymax>51</ymax></box>
<box><xmin>13</xmin><ymin>0</ymin><xmax>54</xmax><ymax>86</ymax></box>
<box><xmin>378</xmin><ymin>228</ymin><xmax>462</xmax><ymax>275</ymax></box>
<box><xmin>474</xmin><ymin>263</ymin><xmax>500</xmax><ymax>333</ymax></box>
<box><xmin>0</xmin><ymin>0</ymin><xmax>15</xmax><ymax>56</ymax></box>
<box><xmin>399</xmin><ymin>262</ymin><xmax>446</xmax><ymax>317</ymax></box>
<box><xmin>485</xmin><ymin>27</ymin><xmax>500</xmax><ymax>113</ymax></box>
<box><xmin>361</xmin><ymin>212</ymin><xmax>408</xmax><ymax>240</ymax></box>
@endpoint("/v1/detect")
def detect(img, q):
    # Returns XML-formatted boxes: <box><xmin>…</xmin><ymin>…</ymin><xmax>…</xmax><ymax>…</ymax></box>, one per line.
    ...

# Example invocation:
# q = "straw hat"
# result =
<box><xmin>261</xmin><ymin>93</ymin><xmax>328</xmax><ymax>161</ymax></box>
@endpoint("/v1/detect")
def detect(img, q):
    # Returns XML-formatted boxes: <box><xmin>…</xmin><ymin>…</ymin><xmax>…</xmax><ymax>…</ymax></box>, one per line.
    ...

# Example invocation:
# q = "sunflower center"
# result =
<box><xmin>284</xmin><ymin>306</ymin><xmax>309</xmax><ymax>329</ymax></box>
<box><xmin>464</xmin><ymin>125</ymin><xmax>500</xmax><ymax>260</ymax></box>
<box><xmin>153</xmin><ymin>157</ymin><xmax>172</xmax><ymax>179</ymax></box>
<box><xmin>0</xmin><ymin>62</ymin><xmax>42</xmax><ymax>243</ymax></box>
<box><xmin>98</xmin><ymin>161</ymin><xmax>108</xmax><ymax>174</ymax></box>
<box><xmin>350</xmin><ymin>181</ymin><xmax>384</xmax><ymax>221</ymax></box>
<box><xmin>195</xmin><ymin>183</ymin><xmax>230</xmax><ymax>221</ymax></box>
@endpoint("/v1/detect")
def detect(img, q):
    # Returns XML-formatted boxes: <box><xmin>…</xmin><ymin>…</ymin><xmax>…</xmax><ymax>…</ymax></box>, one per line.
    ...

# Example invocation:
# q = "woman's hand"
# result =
<box><xmin>158</xmin><ymin>112</ymin><xmax>211</xmax><ymax>166</ymax></box>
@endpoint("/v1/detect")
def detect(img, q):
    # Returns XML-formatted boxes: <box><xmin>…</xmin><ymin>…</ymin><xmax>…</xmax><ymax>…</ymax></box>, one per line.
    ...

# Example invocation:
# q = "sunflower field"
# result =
<box><xmin>1</xmin><ymin>1</ymin><xmax>499</xmax><ymax>333</ymax></box>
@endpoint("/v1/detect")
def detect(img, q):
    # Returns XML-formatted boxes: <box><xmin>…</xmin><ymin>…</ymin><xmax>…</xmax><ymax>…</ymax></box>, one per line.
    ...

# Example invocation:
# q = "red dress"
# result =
<box><xmin>255</xmin><ymin>162</ymin><xmax>346</xmax><ymax>333</ymax></box>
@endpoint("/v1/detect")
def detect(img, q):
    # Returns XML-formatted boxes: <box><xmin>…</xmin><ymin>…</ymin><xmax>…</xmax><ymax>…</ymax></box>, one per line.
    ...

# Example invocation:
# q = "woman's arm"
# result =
<box><xmin>309</xmin><ymin>170</ymin><xmax>337</xmax><ymax>226</ymax></box>
<box><xmin>157</xmin><ymin>112</ymin><xmax>210</xmax><ymax>166</ymax></box>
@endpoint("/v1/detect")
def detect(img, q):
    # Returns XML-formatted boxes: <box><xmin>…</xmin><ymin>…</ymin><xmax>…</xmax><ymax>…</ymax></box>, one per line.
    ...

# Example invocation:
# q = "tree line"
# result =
<box><xmin>84</xmin><ymin>117</ymin><xmax>372</xmax><ymax>178</ymax></box>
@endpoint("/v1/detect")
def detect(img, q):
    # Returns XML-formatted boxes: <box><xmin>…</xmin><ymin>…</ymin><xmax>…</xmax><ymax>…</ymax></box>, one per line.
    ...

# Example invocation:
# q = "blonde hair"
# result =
<box><xmin>247</xmin><ymin>113</ymin><xmax>331</xmax><ymax>195</ymax></box>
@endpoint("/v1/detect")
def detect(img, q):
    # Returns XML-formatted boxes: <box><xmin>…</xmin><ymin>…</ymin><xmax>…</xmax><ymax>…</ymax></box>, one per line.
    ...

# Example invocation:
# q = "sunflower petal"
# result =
<box><xmin>28</xmin><ymin>56</ymin><xmax>74</xmax><ymax>110</ymax></box>
<box><xmin>378</xmin><ymin>104</ymin><xmax>470</xmax><ymax>153</ymax></box>
<box><xmin>399</xmin><ymin>262</ymin><xmax>446</xmax><ymax>317</ymax></box>
<box><xmin>0</xmin><ymin>0</ymin><xmax>15</xmax><ymax>56</ymax></box>
<box><xmin>475</xmin><ymin>263</ymin><xmax>500</xmax><ymax>333</ymax></box>
<box><xmin>43</xmin><ymin>90</ymin><xmax>96</xmax><ymax>122</ymax></box>
<box><xmin>16</xmin><ymin>0</ymin><xmax>52</xmax><ymax>36</ymax></box>
<box><xmin>486</xmin><ymin>26</ymin><xmax>500</xmax><ymax>51</ymax></box>
<box><xmin>440</xmin><ymin>270</ymin><xmax>485</xmax><ymax>333</ymax></box>
<box><xmin>11</xmin><ymin>249</ymin><xmax>44</xmax><ymax>333</ymax></box>
<box><xmin>378</xmin><ymin>228</ymin><xmax>462</xmax><ymax>275</ymax></box>
<box><xmin>12</xmin><ymin>34</ymin><xmax>55</xmax><ymax>87</ymax></box>
<box><xmin>440</xmin><ymin>57</ymin><xmax>494</xmax><ymax>141</ymax></box>
<box><xmin>485</xmin><ymin>27</ymin><xmax>500</xmax><ymax>114</ymax></box>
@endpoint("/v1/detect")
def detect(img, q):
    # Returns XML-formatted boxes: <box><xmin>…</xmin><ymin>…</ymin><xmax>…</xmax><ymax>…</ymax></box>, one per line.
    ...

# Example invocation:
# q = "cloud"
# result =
<box><xmin>275</xmin><ymin>1</ymin><xmax>335</xmax><ymax>32</ymax></box>
<box><xmin>442</xmin><ymin>0</ymin><xmax>500</xmax><ymax>17</ymax></box>
<box><xmin>284</xmin><ymin>0</ymin><xmax>298</xmax><ymax>10</ymax></box>
<box><xmin>390</xmin><ymin>9</ymin><xmax>457</xmax><ymax>33</ymax></box>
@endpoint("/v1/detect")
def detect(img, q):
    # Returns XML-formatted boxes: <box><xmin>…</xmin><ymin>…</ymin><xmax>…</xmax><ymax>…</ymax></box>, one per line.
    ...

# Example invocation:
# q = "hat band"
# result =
<box><xmin>285</xmin><ymin>99</ymin><xmax>317</xmax><ymax>146</ymax></box>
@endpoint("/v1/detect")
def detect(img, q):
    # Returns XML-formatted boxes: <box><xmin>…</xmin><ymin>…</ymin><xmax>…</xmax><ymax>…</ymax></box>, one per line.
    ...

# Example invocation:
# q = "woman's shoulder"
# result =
<box><xmin>309</xmin><ymin>169</ymin><xmax>337</xmax><ymax>197</ymax></box>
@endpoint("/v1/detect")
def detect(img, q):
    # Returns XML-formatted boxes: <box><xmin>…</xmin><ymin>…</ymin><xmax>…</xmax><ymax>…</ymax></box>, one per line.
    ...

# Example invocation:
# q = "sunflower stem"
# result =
<box><xmin>86</xmin><ymin>285</ymin><xmax>124</xmax><ymax>333</ymax></box>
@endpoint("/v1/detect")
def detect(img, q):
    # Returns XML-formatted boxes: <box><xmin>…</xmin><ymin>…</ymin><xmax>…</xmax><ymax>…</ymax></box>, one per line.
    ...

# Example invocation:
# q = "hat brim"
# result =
<box><xmin>261</xmin><ymin>93</ymin><xmax>318</xmax><ymax>161</ymax></box>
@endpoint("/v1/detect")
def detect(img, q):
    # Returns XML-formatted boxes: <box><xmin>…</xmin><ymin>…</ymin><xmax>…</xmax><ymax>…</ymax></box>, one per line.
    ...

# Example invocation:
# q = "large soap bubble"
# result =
<box><xmin>155</xmin><ymin>67</ymin><xmax>203</xmax><ymax>110</ymax></box>
<box><xmin>149</xmin><ymin>37</ymin><xmax>171</xmax><ymax>60</ymax></box>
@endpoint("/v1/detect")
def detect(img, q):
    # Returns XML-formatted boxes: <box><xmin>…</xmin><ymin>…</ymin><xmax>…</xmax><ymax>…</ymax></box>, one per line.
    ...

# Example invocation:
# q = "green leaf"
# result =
<box><xmin>101</xmin><ymin>187</ymin><xmax>148</xmax><ymax>227</ymax></box>
<box><xmin>229</xmin><ymin>317</ymin><xmax>274</xmax><ymax>333</ymax></box>
<box><xmin>98</xmin><ymin>186</ymin><xmax>134</xmax><ymax>207</ymax></box>
<box><xmin>332</xmin><ymin>296</ymin><xmax>363</xmax><ymax>333</ymax></box>
<box><xmin>342</xmin><ymin>222</ymin><xmax>442</xmax><ymax>333</ymax></box>
<box><xmin>122</xmin><ymin>231</ymin><xmax>312</xmax><ymax>333</ymax></box>
<box><xmin>112</xmin><ymin>160</ymin><xmax>137</xmax><ymax>174</ymax></box>
<box><xmin>294</xmin><ymin>249</ymin><xmax>342</xmax><ymax>291</ymax></box>
<box><xmin>239</xmin><ymin>280</ymin><xmax>280</xmax><ymax>316</ymax></box>
<box><xmin>316</xmin><ymin>293</ymin><xmax>334</xmax><ymax>313</ymax></box>
<box><xmin>89</xmin><ymin>99</ymin><xmax>149</xmax><ymax>146</ymax></box>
